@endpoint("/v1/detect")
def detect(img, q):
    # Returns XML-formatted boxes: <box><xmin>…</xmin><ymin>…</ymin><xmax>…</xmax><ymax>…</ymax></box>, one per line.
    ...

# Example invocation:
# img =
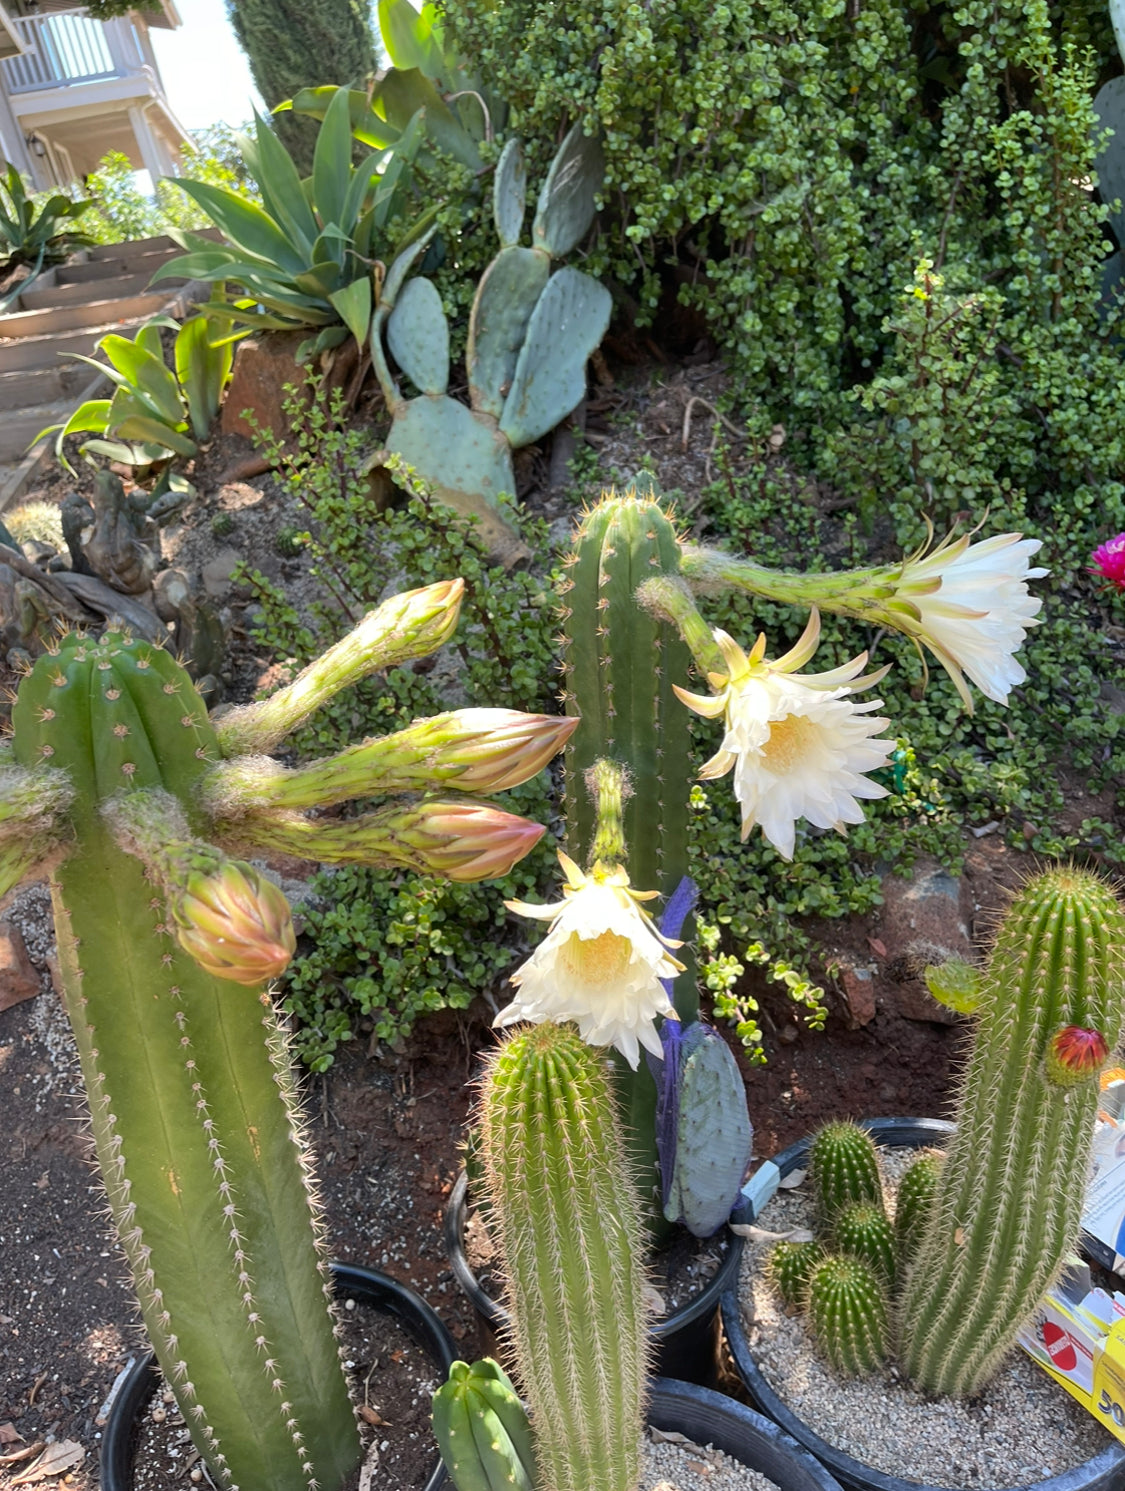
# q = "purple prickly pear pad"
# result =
<box><xmin>646</xmin><ymin>876</ymin><xmax>698</xmax><ymax>1212</ymax></box>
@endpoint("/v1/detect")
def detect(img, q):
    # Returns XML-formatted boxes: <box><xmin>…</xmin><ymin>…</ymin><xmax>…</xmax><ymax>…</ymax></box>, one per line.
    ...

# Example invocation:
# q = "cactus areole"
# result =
<box><xmin>13</xmin><ymin>632</ymin><xmax>360</xmax><ymax>1491</ymax></box>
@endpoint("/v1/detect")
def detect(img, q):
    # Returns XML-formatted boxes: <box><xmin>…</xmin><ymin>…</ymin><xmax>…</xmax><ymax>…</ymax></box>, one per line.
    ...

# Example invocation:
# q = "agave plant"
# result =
<box><xmin>0</xmin><ymin>163</ymin><xmax>92</xmax><ymax>303</ymax></box>
<box><xmin>37</xmin><ymin>315</ymin><xmax>231</xmax><ymax>495</ymax></box>
<box><xmin>152</xmin><ymin>89</ymin><xmax>431</xmax><ymax>357</ymax></box>
<box><xmin>287</xmin><ymin>0</ymin><xmax>504</xmax><ymax>178</ymax></box>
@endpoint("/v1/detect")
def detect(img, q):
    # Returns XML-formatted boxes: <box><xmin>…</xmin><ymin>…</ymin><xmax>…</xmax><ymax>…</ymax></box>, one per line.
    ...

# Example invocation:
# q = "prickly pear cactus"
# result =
<box><xmin>432</xmin><ymin>1358</ymin><xmax>536</xmax><ymax>1491</ymax></box>
<box><xmin>835</xmin><ymin>1202</ymin><xmax>896</xmax><ymax>1288</ymax></box>
<box><xmin>371</xmin><ymin>123</ymin><xmax>611</xmax><ymax>566</ymax></box>
<box><xmin>809</xmin><ymin>1121</ymin><xmax>883</xmax><ymax>1233</ymax></box>
<box><xmin>661</xmin><ymin>1021</ymin><xmax>753</xmax><ymax>1237</ymax></box>
<box><xmin>900</xmin><ymin>868</ymin><xmax>1125</xmax><ymax>1396</ymax></box>
<box><xmin>11</xmin><ymin>632</ymin><xmax>360</xmax><ymax>1491</ymax></box>
<box><xmin>479</xmin><ymin>1023</ymin><xmax>648</xmax><ymax>1491</ymax></box>
<box><xmin>808</xmin><ymin>1254</ymin><xmax>889</xmax><ymax>1377</ymax></box>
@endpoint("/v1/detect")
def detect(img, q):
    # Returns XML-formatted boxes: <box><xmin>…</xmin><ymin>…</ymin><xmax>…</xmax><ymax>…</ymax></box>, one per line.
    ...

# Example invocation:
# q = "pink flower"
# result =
<box><xmin>1092</xmin><ymin>533</ymin><xmax>1125</xmax><ymax>594</ymax></box>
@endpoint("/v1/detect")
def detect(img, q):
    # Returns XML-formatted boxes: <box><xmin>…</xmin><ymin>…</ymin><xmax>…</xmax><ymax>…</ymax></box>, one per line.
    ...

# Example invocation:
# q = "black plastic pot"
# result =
<box><xmin>444</xmin><ymin>1167</ymin><xmax>744</xmax><ymax>1388</ymax></box>
<box><xmin>722</xmin><ymin>1117</ymin><xmax>1125</xmax><ymax>1491</ymax></box>
<box><xmin>650</xmin><ymin>1377</ymin><xmax>845</xmax><ymax>1490</ymax></box>
<box><xmin>101</xmin><ymin>1262</ymin><xmax>458</xmax><ymax>1491</ymax></box>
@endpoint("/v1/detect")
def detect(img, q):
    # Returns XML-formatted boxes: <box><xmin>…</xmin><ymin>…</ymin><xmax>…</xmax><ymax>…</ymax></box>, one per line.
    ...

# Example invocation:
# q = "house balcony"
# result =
<box><xmin>0</xmin><ymin>8</ymin><xmax>189</xmax><ymax>186</ymax></box>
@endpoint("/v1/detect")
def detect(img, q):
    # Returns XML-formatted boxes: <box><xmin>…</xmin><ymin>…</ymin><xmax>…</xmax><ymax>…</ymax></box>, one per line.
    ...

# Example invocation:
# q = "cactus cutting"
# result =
<box><xmin>0</xmin><ymin>581</ymin><xmax>574</xmax><ymax>1491</ymax></box>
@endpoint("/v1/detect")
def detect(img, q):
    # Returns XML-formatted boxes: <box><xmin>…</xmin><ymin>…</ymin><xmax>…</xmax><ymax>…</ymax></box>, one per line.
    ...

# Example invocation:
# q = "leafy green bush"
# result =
<box><xmin>240</xmin><ymin>383</ymin><xmax>561</xmax><ymax>1067</ymax></box>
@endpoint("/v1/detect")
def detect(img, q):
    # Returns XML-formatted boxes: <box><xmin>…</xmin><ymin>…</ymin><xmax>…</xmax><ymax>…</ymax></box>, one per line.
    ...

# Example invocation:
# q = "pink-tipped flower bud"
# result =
<box><xmin>1091</xmin><ymin>533</ymin><xmax>1125</xmax><ymax>594</ymax></box>
<box><xmin>172</xmin><ymin>860</ymin><xmax>296</xmax><ymax>986</ymax></box>
<box><xmin>395</xmin><ymin>802</ymin><xmax>546</xmax><ymax>882</ymax></box>
<box><xmin>1045</xmin><ymin>1025</ymin><xmax>1110</xmax><ymax>1087</ymax></box>
<box><xmin>430</xmin><ymin>710</ymin><xmax>578</xmax><ymax>793</ymax></box>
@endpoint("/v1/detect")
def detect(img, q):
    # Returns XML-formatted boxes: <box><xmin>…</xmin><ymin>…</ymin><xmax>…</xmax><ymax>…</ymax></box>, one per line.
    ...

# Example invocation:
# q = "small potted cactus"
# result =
<box><xmin>724</xmin><ymin>867</ymin><xmax>1125</xmax><ymax>1491</ymax></box>
<box><xmin>0</xmin><ymin>579</ymin><xmax>577</xmax><ymax>1491</ymax></box>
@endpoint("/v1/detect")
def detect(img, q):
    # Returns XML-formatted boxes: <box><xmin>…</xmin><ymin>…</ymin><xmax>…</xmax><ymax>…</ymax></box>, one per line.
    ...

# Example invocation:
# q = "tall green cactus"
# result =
<box><xmin>559</xmin><ymin>487</ymin><xmax>699</xmax><ymax>1202</ymax></box>
<box><xmin>478</xmin><ymin>1023</ymin><xmax>648</xmax><ymax>1491</ymax></box>
<box><xmin>1</xmin><ymin>582</ymin><xmax>570</xmax><ymax>1491</ymax></box>
<box><xmin>900</xmin><ymin>868</ymin><xmax>1125</xmax><ymax>1395</ymax></box>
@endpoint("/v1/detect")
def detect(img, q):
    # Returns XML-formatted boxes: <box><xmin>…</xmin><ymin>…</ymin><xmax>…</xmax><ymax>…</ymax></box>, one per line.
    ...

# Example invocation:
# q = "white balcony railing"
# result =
<box><xmin>1</xmin><ymin>11</ymin><xmax>144</xmax><ymax>94</ymax></box>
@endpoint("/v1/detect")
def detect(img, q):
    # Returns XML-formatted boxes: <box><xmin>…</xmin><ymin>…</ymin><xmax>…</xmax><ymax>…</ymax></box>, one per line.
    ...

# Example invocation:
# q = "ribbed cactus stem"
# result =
<box><xmin>809</xmin><ymin>1121</ymin><xmax>883</xmax><ymax>1232</ymax></box>
<box><xmin>635</xmin><ymin>575</ymin><xmax>727</xmax><ymax>679</ymax></box>
<box><xmin>808</xmin><ymin>1255</ymin><xmax>889</xmax><ymax>1377</ymax></box>
<box><xmin>894</xmin><ymin>1152</ymin><xmax>942</xmax><ymax>1272</ymax></box>
<box><xmin>900</xmin><ymin>868</ymin><xmax>1125</xmax><ymax>1395</ymax></box>
<box><xmin>479</xmin><ymin>1024</ymin><xmax>648</xmax><ymax>1491</ymax></box>
<box><xmin>836</xmin><ymin>1202</ymin><xmax>896</xmax><ymax>1288</ymax></box>
<box><xmin>768</xmin><ymin>1240</ymin><xmax>825</xmax><ymax>1308</ymax></box>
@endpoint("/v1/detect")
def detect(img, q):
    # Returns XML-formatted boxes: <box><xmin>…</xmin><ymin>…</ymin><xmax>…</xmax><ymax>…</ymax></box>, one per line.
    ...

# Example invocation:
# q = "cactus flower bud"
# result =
<box><xmin>394</xmin><ymin>801</ymin><xmax>547</xmax><ymax>882</ymax></box>
<box><xmin>1045</xmin><ymin>1025</ymin><xmax>1109</xmax><ymax>1087</ymax></box>
<box><xmin>172</xmin><ymin>861</ymin><xmax>296</xmax><ymax>986</ymax></box>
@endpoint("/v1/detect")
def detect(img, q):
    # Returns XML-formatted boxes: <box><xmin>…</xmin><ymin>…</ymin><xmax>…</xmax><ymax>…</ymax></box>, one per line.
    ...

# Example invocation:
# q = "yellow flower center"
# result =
<box><xmin>558</xmin><ymin>930</ymin><xmax>634</xmax><ymax>987</ymax></box>
<box><xmin>761</xmin><ymin>712</ymin><xmax>818</xmax><ymax>774</ymax></box>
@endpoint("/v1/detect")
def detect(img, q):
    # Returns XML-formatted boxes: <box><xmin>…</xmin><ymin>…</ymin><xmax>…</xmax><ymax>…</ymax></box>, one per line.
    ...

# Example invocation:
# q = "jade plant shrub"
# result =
<box><xmin>239</xmin><ymin>382</ymin><xmax>561</xmax><ymax>1068</ymax></box>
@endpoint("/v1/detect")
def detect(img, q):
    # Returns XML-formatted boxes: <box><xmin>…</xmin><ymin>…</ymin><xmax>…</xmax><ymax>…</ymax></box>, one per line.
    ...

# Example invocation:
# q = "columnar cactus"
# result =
<box><xmin>478</xmin><ymin>1023</ymin><xmax>649</xmax><ymax>1491</ymax></box>
<box><xmin>894</xmin><ymin>1152</ymin><xmax>942</xmax><ymax>1270</ymax></box>
<box><xmin>1</xmin><ymin>582</ymin><xmax>572</xmax><ymax>1491</ymax></box>
<box><xmin>808</xmin><ymin>1255</ymin><xmax>889</xmax><ymax>1377</ymax></box>
<box><xmin>371</xmin><ymin>124</ymin><xmax>611</xmax><ymax>565</ymax></box>
<box><xmin>809</xmin><ymin>1120</ymin><xmax>883</xmax><ymax>1232</ymax></box>
<box><xmin>432</xmin><ymin>1358</ymin><xmax>536</xmax><ymax>1491</ymax></box>
<box><xmin>900</xmin><ymin>867</ymin><xmax>1125</xmax><ymax>1396</ymax></box>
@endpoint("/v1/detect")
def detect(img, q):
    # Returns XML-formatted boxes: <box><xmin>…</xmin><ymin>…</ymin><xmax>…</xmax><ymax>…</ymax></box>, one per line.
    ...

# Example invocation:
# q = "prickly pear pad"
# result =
<box><xmin>12</xmin><ymin>633</ymin><xmax>360</xmax><ymax>1491</ymax></box>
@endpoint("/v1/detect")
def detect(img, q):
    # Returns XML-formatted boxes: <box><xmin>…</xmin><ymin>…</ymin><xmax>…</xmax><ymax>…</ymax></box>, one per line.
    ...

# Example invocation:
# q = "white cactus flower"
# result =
<box><xmin>496</xmin><ymin>852</ymin><xmax>683</xmax><ymax>1069</ymax></box>
<box><xmin>675</xmin><ymin>612</ymin><xmax>891</xmax><ymax>861</ymax></box>
<box><xmin>894</xmin><ymin>530</ymin><xmax>1047</xmax><ymax>708</ymax></box>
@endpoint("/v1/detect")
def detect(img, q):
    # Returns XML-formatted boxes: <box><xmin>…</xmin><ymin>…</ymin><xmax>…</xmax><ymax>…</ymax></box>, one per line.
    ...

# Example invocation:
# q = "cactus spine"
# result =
<box><xmin>479</xmin><ymin>1024</ymin><xmax>648</xmax><ymax>1491</ymax></box>
<box><xmin>900</xmin><ymin>868</ymin><xmax>1125</xmax><ymax>1395</ymax></box>
<box><xmin>809</xmin><ymin>1121</ymin><xmax>883</xmax><ymax>1232</ymax></box>
<box><xmin>808</xmin><ymin>1255</ymin><xmax>889</xmax><ymax>1377</ymax></box>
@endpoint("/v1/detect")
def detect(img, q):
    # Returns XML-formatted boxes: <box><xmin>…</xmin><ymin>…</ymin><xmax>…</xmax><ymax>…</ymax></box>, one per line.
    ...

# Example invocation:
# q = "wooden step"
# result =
<box><xmin>55</xmin><ymin>246</ymin><xmax>183</xmax><ymax>286</ymax></box>
<box><xmin>0</xmin><ymin>290</ymin><xmax>170</xmax><ymax>342</ymax></box>
<box><xmin>0</xmin><ymin>319</ymin><xmax>145</xmax><ymax>374</ymax></box>
<box><xmin>19</xmin><ymin>271</ymin><xmax>187</xmax><ymax>312</ymax></box>
<box><xmin>0</xmin><ymin>364</ymin><xmax>94</xmax><ymax>411</ymax></box>
<box><xmin>0</xmin><ymin>400</ymin><xmax>77</xmax><ymax>463</ymax></box>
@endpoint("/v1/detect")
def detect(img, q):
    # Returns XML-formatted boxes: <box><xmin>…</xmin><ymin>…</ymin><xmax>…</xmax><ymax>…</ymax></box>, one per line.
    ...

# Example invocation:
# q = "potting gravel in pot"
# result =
<box><xmin>723</xmin><ymin>864</ymin><xmax>1125</xmax><ymax>1491</ymax></box>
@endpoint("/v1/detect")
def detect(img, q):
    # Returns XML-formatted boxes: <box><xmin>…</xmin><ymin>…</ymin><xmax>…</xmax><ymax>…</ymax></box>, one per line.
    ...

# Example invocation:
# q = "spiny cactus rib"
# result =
<box><xmin>432</xmin><ymin>1359</ymin><xmax>536</xmax><ymax>1491</ymax></box>
<box><xmin>769</xmin><ymin>1240</ymin><xmax>825</xmax><ymax>1308</ymax></box>
<box><xmin>894</xmin><ymin>1151</ymin><xmax>942</xmax><ymax>1272</ymax></box>
<box><xmin>13</xmin><ymin>632</ymin><xmax>360</xmax><ymax>1491</ymax></box>
<box><xmin>480</xmin><ymin>1025</ymin><xmax>648</xmax><ymax>1491</ymax></box>
<box><xmin>900</xmin><ymin>868</ymin><xmax>1125</xmax><ymax>1396</ymax></box>
<box><xmin>836</xmin><ymin>1202</ymin><xmax>896</xmax><ymax>1289</ymax></box>
<box><xmin>808</xmin><ymin>1254</ymin><xmax>889</xmax><ymax>1377</ymax></box>
<box><xmin>809</xmin><ymin>1121</ymin><xmax>883</xmax><ymax>1233</ymax></box>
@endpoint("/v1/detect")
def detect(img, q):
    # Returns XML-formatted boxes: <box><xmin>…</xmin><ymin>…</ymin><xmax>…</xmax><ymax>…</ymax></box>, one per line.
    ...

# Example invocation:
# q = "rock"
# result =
<box><xmin>0</xmin><ymin>921</ymin><xmax>41</xmax><ymax>1011</ymax></box>
<box><xmin>878</xmin><ymin>857</ymin><xmax>976</xmax><ymax>1024</ymax></box>
<box><xmin>201</xmin><ymin>547</ymin><xmax>244</xmax><ymax>600</ymax></box>
<box><xmin>1099</xmin><ymin>681</ymin><xmax>1125</xmax><ymax>716</ymax></box>
<box><xmin>221</xmin><ymin>332</ymin><xmax>311</xmax><ymax>442</ymax></box>
<box><xmin>839</xmin><ymin>965</ymin><xmax>877</xmax><ymax>1027</ymax></box>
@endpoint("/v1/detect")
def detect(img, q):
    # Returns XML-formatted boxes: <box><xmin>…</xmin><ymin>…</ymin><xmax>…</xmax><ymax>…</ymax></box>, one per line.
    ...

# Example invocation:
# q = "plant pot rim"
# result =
<box><xmin>722</xmin><ymin>1116</ymin><xmax>1125</xmax><ymax>1491</ymax></box>
<box><xmin>100</xmin><ymin>1262</ymin><xmax>457</xmax><ymax>1491</ymax></box>
<box><xmin>649</xmin><ymin>1376</ymin><xmax>846</xmax><ymax>1490</ymax></box>
<box><xmin>444</xmin><ymin>1166</ymin><xmax>743</xmax><ymax>1339</ymax></box>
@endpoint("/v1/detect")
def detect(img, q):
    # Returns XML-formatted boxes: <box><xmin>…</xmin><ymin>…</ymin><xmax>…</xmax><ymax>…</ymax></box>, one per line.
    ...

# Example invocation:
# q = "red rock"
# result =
<box><xmin>839</xmin><ymin>965</ymin><xmax>877</xmax><ymax>1027</ymax></box>
<box><xmin>221</xmin><ymin>332</ymin><xmax>310</xmax><ymax>443</ymax></box>
<box><xmin>0</xmin><ymin>922</ymin><xmax>40</xmax><ymax>1011</ymax></box>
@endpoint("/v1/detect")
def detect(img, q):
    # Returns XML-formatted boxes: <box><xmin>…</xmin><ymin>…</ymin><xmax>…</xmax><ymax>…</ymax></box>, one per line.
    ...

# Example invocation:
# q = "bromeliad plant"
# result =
<box><xmin>38</xmin><ymin>314</ymin><xmax>232</xmax><ymax>495</ymax></box>
<box><xmin>152</xmin><ymin>89</ymin><xmax>430</xmax><ymax>357</ymax></box>
<box><xmin>767</xmin><ymin>867</ymin><xmax>1125</xmax><ymax>1395</ymax></box>
<box><xmin>0</xmin><ymin>579</ymin><xmax>576</xmax><ymax>1491</ymax></box>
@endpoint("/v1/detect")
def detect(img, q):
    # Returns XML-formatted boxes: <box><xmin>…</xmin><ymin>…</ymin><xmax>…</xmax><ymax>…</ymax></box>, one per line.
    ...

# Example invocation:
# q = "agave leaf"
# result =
<box><xmin>134</xmin><ymin>322</ymin><xmax>165</xmax><ymax>361</ymax></box>
<box><xmin>312</xmin><ymin>87</ymin><xmax>354</xmax><ymax>234</ymax></box>
<box><xmin>149</xmin><ymin>249</ymin><xmax>241</xmax><ymax>285</ymax></box>
<box><xmin>290</xmin><ymin>85</ymin><xmax>402</xmax><ymax>150</ymax></box>
<box><xmin>379</xmin><ymin>68</ymin><xmax>481</xmax><ymax>171</ymax></box>
<box><xmin>296</xmin><ymin>324</ymin><xmax>350</xmax><ymax>360</ymax></box>
<box><xmin>110</xmin><ymin>402</ymin><xmax>196</xmax><ymax>458</ymax></box>
<box><xmin>378</xmin><ymin>0</ymin><xmax>446</xmax><ymax>80</ymax></box>
<box><xmin>328</xmin><ymin>278</ymin><xmax>373</xmax><ymax>347</ymax></box>
<box><xmin>244</xmin><ymin>112</ymin><xmax>317</xmax><ymax>255</ymax></box>
<box><xmin>169</xmin><ymin>181</ymin><xmax>307</xmax><ymax>277</ymax></box>
<box><xmin>175</xmin><ymin>316</ymin><xmax>232</xmax><ymax>443</ymax></box>
<box><xmin>96</xmin><ymin>335</ymin><xmax>184</xmax><ymax>427</ymax></box>
<box><xmin>81</xmin><ymin>437</ymin><xmax>165</xmax><ymax>466</ymax></box>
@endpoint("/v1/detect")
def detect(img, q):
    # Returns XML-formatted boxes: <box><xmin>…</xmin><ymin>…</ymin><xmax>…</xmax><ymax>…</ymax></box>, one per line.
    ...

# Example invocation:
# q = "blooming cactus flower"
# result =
<box><xmin>674</xmin><ymin>612</ymin><xmax>891</xmax><ymax>860</ymax></box>
<box><xmin>892</xmin><ymin>530</ymin><xmax>1047</xmax><ymax>708</ymax></box>
<box><xmin>1092</xmin><ymin>533</ymin><xmax>1125</xmax><ymax>594</ymax></box>
<box><xmin>1045</xmin><ymin>1025</ymin><xmax>1110</xmax><ymax>1087</ymax></box>
<box><xmin>496</xmin><ymin>852</ymin><xmax>684</xmax><ymax>1068</ymax></box>
<box><xmin>172</xmin><ymin>860</ymin><xmax>296</xmax><ymax>986</ymax></box>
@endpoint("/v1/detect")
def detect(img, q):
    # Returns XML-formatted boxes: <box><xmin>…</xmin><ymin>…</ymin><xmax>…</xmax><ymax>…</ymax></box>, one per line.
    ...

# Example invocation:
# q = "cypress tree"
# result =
<box><xmin>226</xmin><ymin>0</ymin><xmax>377</xmax><ymax>172</ymax></box>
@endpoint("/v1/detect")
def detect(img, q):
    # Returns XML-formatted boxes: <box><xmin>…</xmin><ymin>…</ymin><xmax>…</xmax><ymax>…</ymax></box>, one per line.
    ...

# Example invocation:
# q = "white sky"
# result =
<box><xmin>150</xmin><ymin>0</ymin><xmax>264</xmax><ymax>133</ymax></box>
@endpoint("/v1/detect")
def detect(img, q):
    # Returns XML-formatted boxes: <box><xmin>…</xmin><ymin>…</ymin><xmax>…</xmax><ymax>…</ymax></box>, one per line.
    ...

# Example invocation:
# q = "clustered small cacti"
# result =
<box><xmin>0</xmin><ymin>580</ymin><xmax>573</xmax><ymax>1491</ymax></box>
<box><xmin>768</xmin><ymin>867</ymin><xmax>1125</xmax><ymax>1397</ymax></box>
<box><xmin>371</xmin><ymin>123</ymin><xmax>611</xmax><ymax>564</ymax></box>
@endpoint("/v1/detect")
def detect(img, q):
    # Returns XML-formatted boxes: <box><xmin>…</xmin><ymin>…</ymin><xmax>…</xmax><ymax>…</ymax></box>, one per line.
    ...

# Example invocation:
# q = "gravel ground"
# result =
<box><xmin>737</xmin><ymin>1148</ymin><xmax>1113</xmax><ymax>1488</ymax></box>
<box><xmin>640</xmin><ymin>1430</ymin><xmax>780</xmax><ymax>1490</ymax></box>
